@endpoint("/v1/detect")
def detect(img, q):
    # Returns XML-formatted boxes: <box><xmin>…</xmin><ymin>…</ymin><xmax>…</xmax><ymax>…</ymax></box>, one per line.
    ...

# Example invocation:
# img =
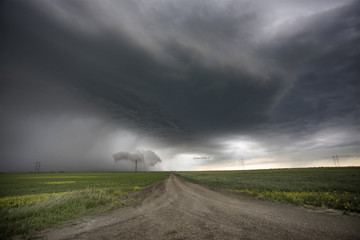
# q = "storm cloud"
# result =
<box><xmin>1</xmin><ymin>0</ymin><xmax>359</xmax><ymax>171</ymax></box>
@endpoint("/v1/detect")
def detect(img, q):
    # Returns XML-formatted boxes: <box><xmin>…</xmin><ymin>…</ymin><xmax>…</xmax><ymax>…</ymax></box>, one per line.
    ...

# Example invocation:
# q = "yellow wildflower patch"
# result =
<box><xmin>0</xmin><ymin>191</ymin><xmax>72</xmax><ymax>209</ymax></box>
<box><xmin>231</xmin><ymin>189</ymin><xmax>360</xmax><ymax>211</ymax></box>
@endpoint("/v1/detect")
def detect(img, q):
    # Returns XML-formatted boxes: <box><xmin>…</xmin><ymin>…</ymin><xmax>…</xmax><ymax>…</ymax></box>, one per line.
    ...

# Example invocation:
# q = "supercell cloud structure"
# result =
<box><xmin>0</xmin><ymin>0</ymin><xmax>359</xmax><ymax>171</ymax></box>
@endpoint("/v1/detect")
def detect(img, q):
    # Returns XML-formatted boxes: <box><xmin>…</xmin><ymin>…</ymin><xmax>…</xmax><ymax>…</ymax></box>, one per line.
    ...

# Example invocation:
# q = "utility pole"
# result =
<box><xmin>135</xmin><ymin>160</ymin><xmax>137</xmax><ymax>173</ymax></box>
<box><xmin>35</xmin><ymin>161</ymin><xmax>41</xmax><ymax>173</ymax></box>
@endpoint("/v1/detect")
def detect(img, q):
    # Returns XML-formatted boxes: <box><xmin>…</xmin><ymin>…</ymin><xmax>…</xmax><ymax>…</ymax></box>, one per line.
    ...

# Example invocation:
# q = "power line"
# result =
<box><xmin>336</xmin><ymin>155</ymin><xmax>340</xmax><ymax>167</ymax></box>
<box><xmin>332</xmin><ymin>155</ymin><xmax>340</xmax><ymax>167</ymax></box>
<box><xmin>240</xmin><ymin>157</ymin><xmax>245</xmax><ymax>169</ymax></box>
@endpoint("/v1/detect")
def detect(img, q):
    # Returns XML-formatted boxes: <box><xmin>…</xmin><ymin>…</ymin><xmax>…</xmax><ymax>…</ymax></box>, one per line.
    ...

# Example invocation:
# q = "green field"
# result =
<box><xmin>0</xmin><ymin>172</ymin><xmax>168</xmax><ymax>238</ymax></box>
<box><xmin>177</xmin><ymin>167</ymin><xmax>360</xmax><ymax>212</ymax></box>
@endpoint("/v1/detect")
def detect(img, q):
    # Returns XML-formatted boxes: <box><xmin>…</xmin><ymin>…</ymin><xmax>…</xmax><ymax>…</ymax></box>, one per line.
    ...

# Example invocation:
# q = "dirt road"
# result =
<box><xmin>41</xmin><ymin>173</ymin><xmax>360</xmax><ymax>240</ymax></box>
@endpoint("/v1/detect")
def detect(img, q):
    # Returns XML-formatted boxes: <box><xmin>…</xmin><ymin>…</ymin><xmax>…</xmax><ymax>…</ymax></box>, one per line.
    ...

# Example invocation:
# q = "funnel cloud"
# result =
<box><xmin>113</xmin><ymin>150</ymin><xmax>162</xmax><ymax>167</ymax></box>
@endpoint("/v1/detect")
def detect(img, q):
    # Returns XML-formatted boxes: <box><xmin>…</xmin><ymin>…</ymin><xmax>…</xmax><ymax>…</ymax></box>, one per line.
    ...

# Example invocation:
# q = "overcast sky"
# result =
<box><xmin>1</xmin><ymin>0</ymin><xmax>359</xmax><ymax>172</ymax></box>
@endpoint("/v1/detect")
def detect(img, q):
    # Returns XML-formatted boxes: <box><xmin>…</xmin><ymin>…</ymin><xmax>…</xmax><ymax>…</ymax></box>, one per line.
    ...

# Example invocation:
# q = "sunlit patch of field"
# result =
<box><xmin>43</xmin><ymin>181</ymin><xmax>76</xmax><ymax>184</ymax></box>
<box><xmin>0</xmin><ymin>172</ymin><xmax>168</xmax><ymax>238</ymax></box>
<box><xmin>177</xmin><ymin>167</ymin><xmax>360</xmax><ymax>212</ymax></box>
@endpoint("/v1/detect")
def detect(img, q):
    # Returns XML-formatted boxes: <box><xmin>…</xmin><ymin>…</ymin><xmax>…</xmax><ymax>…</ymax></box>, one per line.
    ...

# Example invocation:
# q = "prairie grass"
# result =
<box><xmin>0</xmin><ymin>172</ymin><xmax>168</xmax><ymax>238</ymax></box>
<box><xmin>177</xmin><ymin>167</ymin><xmax>360</xmax><ymax>212</ymax></box>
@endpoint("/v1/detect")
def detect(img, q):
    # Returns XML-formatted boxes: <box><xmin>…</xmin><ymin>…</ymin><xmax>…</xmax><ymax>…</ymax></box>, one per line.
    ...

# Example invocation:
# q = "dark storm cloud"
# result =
<box><xmin>269</xmin><ymin>2</ymin><xmax>360</xmax><ymax>134</ymax></box>
<box><xmin>1</xmin><ymin>0</ymin><xmax>290</xmax><ymax>140</ymax></box>
<box><xmin>1</xmin><ymin>0</ymin><xmax>359</xmax><ymax>171</ymax></box>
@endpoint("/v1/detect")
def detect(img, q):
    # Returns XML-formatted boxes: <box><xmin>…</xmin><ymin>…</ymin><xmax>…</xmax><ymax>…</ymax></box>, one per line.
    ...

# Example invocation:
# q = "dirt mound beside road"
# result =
<box><xmin>38</xmin><ymin>173</ymin><xmax>360</xmax><ymax>240</ymax></box>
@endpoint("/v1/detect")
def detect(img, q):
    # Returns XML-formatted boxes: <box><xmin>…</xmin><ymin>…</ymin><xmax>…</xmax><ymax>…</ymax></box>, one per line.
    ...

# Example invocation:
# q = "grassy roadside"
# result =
<box><xmin>0</xmin><ymin>172</ymin><xmax>168</xmax><ymax>238</ymax></box>
<box><xmin>176</xmin><ymin>167</ymin><xmax>360</xmax><ymax>212</ymax></box>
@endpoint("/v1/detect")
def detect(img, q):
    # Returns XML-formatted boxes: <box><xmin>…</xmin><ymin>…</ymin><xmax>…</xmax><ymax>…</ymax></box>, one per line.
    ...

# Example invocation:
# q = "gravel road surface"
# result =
<box><xmin>40</xmin><ymin>173</ymin><xmax>360</xmax><ymax>240</ymax></box>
